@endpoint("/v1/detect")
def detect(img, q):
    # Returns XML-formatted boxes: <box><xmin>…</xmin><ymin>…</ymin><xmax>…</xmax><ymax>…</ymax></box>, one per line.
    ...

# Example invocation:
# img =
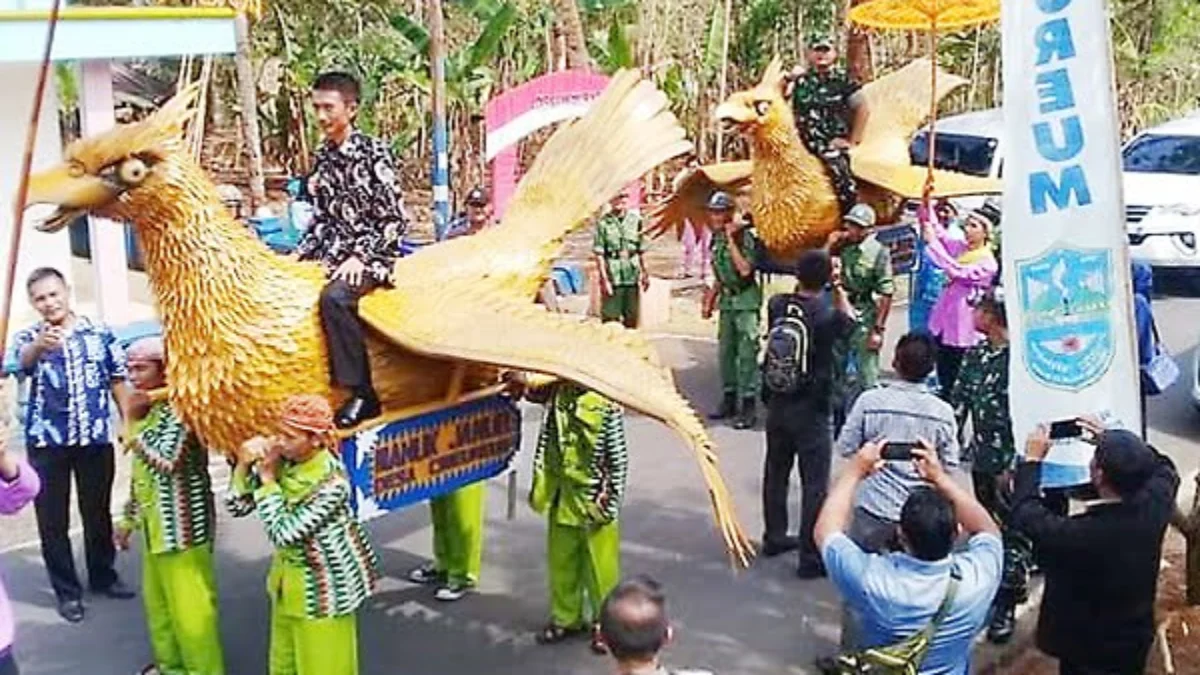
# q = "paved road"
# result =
<box><xmin>3</xmin><ymin>294</ymin><xmax>1198</xmax><ymax>675</ymax></box>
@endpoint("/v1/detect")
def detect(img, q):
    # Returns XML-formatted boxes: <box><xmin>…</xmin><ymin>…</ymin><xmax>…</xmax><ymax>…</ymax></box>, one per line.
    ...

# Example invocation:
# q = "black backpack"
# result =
<box><xmin>763</xmin><ymin>296</ymin><xmax>816</xmax><ymax>395</ymax></box>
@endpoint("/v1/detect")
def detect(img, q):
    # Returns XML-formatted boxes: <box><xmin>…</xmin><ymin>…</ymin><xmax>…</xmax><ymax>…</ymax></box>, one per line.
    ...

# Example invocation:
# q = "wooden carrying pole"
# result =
<box><xmin>0</xmin><ymin>0</ymin><xmax>64</xmax><ymax>357</ymax></box>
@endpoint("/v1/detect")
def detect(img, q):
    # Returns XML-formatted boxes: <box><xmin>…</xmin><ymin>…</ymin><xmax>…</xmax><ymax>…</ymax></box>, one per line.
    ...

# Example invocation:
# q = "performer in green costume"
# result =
<box><xmin>228</xmin><ymin>395</ymin><xmax>379</xmax><ymax>675</ymax></box>
<box><xmin>116</xmin><ymin>337</ymin><xmax>224</xmax><ymax>675</ymax></box>
<box><xmin>409</xmin><ymin>482</ymin><xmax>486</xmax><ymax>601</ymax></box>
<box><xmin>526</xmin><ymin>381</ymin><xmax>629</xmax><ymax>655</ymax></box>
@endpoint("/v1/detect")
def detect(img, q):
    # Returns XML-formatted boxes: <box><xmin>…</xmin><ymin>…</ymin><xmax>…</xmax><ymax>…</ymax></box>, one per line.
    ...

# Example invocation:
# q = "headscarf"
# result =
<box><xmin>280</xmin><ymin>394</ymin><xmax>335</xmax><ymax>437</ymax></box>
<box><xmin>126</xmin><ymin>336</ymin><xmax>165</xmax><ymax>366</ymax></box>
<box><xmin>1131</xmin><ymin>261</ymin><xmax>1153</xmax><ymax>301</ymax></box>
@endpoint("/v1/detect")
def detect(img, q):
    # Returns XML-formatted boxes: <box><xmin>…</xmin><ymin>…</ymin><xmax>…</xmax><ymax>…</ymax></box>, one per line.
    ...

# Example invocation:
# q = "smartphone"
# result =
<box><xmin>881</xmin><ymin>441</ymin><xmax>919</xmax><ymax>461</ymax></box>
<box><xmin>1049</xmin><ymin>419</ymin><xmax>1083</xmax><ymax>440</ymax></box>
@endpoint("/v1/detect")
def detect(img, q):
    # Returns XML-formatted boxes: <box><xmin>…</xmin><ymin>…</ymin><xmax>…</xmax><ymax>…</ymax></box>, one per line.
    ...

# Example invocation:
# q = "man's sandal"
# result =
<box><xmin>589</xmin><ymin>624</ymin><xmax>608</xmax><ymax>655</ymax></box>
<box><xmin>535</xmin><ymin>623</ymin><xmax>581</xmax><ymax>645</ymax></box>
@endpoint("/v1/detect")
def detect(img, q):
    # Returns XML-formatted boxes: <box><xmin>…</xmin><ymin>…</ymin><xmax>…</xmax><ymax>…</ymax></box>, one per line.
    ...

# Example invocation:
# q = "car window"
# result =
<box><xmin>1121</xmin><ymin>134</ymin><xmax>1200</xmax><ymax>175</ymax></box>
<box><xmin>909</xmin><ymin>131</ymin><xmax>998</xmax><ymax>178</ymax></box>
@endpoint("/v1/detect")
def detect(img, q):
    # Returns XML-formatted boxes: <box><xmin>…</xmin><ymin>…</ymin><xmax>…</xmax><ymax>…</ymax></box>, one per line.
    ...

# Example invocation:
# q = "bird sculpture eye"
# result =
<box><xmin>117</xmin><ymin>157</ymin><xmax>149</xmax><ymax>185</ymax></box>
<box><xmin>754</xmin><ymin>101</ymin><xmax>770</xmax><ymax>116</ymax></box>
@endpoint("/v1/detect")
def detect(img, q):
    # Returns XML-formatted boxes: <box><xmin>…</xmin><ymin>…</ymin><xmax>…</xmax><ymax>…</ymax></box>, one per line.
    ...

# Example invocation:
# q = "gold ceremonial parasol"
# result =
<box><xmin>848</xmin><ymin>0</ymin><xmax>1000</xmax><ymax>202</ymax></box>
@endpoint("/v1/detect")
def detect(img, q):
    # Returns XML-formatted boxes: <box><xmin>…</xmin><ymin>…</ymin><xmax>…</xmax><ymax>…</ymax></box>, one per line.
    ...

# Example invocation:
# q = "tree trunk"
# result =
<box><xmin>554</xmin><ymin>0</ymin><xmax>590</xmax><ymax>71</ymax></box>
<box><xmin>845</xmin><ymin>0</ymin><xmax>873</xmax><ymax>82</ymax></box>
<box><xmin>429</xmin><ymin>0</ymin><xmax>451</xmax><ymax>238</ymax></box>
<box><xmin>233</xmin><ymin>12</ymin><xmax>266</xmax><ymax>208</ymax></box>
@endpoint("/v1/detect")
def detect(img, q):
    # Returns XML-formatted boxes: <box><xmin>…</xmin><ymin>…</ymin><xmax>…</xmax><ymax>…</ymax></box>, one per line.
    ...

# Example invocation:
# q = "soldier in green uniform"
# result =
<box><xmin>594</xmin><ymin>194</ymin><xmax>649</xmax><ymax>328</ymax></box>
<box><xmin>702</xmin><ymin>193</ymin><xmax>762</xmax><ymax>430</ymax></box>
<box><xmin>828</xmin><ymin>203</ymin><xmax>893</xmax><ymax>426</ymax></box>
<box><xmin>949</xmin><ymin>289</ymin><xmax>1030</xmax><ymax>644</ymax></box>
<box><xmin>788</xmin><ymin>30</ymin><xmax>870</xmax><ymax>214</ymax></box>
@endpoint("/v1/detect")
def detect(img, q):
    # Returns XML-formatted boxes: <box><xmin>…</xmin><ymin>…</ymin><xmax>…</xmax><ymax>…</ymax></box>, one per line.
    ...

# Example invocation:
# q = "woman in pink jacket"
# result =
<box><xmin>0</xmin><ymin>438</ymin><xmax>42</xmax><ymax>674</ymax></box>
<box><xmin>921</xmin><ymin>198</ymin><xmax>1001</xmax><ymax>398</ymax></box>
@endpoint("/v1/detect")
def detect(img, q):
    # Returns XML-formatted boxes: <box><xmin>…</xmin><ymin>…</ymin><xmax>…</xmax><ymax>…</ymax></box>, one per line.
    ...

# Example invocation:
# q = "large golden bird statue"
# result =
<box><xmin>24</xmin><ymin>72</ymin><xmax>754</xmax><ymax>564</ymax></box>
<box><xmin>652</xmin><ymin>58</ymin><xmax>1000</xmax><ymax>263</ymax></box>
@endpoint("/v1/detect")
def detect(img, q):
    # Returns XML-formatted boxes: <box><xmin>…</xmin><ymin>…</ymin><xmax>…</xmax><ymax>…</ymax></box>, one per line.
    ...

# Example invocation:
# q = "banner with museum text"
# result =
<box><xmin>1000</xmin><ymin>0</ymin><xmax>1141</xmax><ymax>486</ymax></box>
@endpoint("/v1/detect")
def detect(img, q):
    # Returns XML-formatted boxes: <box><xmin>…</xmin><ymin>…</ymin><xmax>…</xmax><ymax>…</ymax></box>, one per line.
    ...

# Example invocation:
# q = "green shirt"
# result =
<box><xmin>593</xmin><ymin>210</ymin><xmax>644</xmax><ymax>287</ymax></box>
<box><xmin>840</xmin><ymin>236</ymin><xmax>894</xmax><ymax>328</ymax></box>
<box><xmin>791</xmin><ymin>67</ymin><xmax>861</xmax><ymax>151</ymax></box>
<box><xmin>530</xmin><ymin>384</ymin><xmax>629</xmax><ymax>528</ymax></box>
<box><xmin>120</xmin><ymin>401</ymin><xmax>214</xmax><ymax>555</ymax></box>
<box><xmin>711</xmin><ymin>226</ymin><xmax>763</xmax><ymax>311</ymax></box>
<box><xmin>228</xmin><ymin>450</ymin><xmax>380</xmax><ymax>619</ymax></box>
<box><xmin>950</xmin><ymin>342</ymin><xmax>1016</xmax><ymax>476</ymax></box>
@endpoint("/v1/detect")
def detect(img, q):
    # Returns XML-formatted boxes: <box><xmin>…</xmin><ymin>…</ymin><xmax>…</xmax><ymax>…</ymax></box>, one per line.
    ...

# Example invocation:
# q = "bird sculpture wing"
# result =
<box><xmin>357</xmin><ymin>70</ymin><xmax>755</xmax><ymax>566</ymax></box>
<box><xmin>645</xmin><ymin>161</ymin><xmax>753</xmax><ymax>239</ymax></box>
<box><xmin>850</xmin><ymin>58</ymin><xmax>1001</xmax><ymax>199</ymax></box>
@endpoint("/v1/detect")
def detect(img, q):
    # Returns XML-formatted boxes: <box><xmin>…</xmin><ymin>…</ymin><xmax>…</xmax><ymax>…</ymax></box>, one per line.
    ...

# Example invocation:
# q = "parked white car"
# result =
<box><xmin>908</xmin><ymin>109</ymin><xmax>1200</xmax><ymax>283</ymax></box>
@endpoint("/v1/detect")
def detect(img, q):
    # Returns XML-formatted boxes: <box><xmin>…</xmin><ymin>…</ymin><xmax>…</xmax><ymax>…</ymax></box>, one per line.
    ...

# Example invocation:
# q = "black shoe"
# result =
<box><xmin>987</xmin><ymin>604</ymin><xmax>1016</xmax><ymax>644</ymax></box>
<box><xmin>797</xmin><ymin>559</ymin><xmax>828</xmax><ymax>579</ymax></box>
<box><xmin>732</xmin><ymin>397</ymin><xmax>757</xmax><ymax>430</ymax></box>
<box><xmin>760</xmin><ymin>536</ymin><xmax>799</xmax><ymax>557</ymax></box>
<box><xmin>57</xmin><ymin>598</ymin><xmax>84</xmax><ymax>623</ymax></box>
<box><xmin>708</xmin><ymin>394</ymin><xmax>737</xmax><ymax>420</ymax></box>
<box><xmin>335</xmin><ymin>393</ymin><xmax>381</xmax><ymax>429</ymax></box>
<box><xmin>94</xmin><ymin>579</ymin><xmax>136</xmax><ymax>600</ymax></box>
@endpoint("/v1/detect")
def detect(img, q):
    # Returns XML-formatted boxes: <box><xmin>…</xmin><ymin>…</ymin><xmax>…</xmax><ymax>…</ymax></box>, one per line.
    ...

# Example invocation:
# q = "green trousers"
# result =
<box><xmin>547</xmin><ymin>516</ymin><xmax>620</xmax><ymax>629</ymax></box>
<box><xmin>718</xmin><ymin>308</ymin><xmax>760</xmax><ymax>398</ymax></box>
<box><xmin>430</xmin><ymin>482</ymin><xmax>486</xmax><ymax>586</ymax></box>
<box><xmin>600</xmin><ymin>285</ymin><xmax>639</xmax><ymax>328</ymax></box>
<box><xmin>848</xmin><ymin>327</ymin><xmax>881</xmax><ymax>389</ymax></box>
<box><xmin>142</xmin><ymin>543</ymin><xmax>225</xmax><ymax>675</ymax></box>
<box><xmin>268</xmin><ymin>608</ymin><xmax>357</xmax><ymax>675</ymax></box>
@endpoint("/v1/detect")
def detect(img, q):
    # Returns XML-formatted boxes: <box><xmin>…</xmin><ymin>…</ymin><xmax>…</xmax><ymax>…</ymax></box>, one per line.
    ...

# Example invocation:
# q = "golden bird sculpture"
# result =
<box><xmin>25</xmin><ymin>72</ymin><xmax>755</xmax><ymax>565</ymax></box>
<box><xmin>652</xmin><ymin>58</ymin><xmax>1000</xmax><ymax>264</ymax></box>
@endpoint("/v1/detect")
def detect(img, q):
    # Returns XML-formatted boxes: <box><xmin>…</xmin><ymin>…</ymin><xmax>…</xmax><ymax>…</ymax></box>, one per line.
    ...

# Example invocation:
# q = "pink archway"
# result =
<box><xmin>484</xmin><ymin>70</ymin><xmax>642</xmax><ymax>219</ymax></box>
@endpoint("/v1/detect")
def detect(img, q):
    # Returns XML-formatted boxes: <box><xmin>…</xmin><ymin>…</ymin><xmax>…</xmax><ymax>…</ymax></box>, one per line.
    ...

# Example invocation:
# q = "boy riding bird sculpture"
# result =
<box><xmin>23</xmin><ymin>73</ymin><xmax>754</xmax><ymax>565</ymax></box>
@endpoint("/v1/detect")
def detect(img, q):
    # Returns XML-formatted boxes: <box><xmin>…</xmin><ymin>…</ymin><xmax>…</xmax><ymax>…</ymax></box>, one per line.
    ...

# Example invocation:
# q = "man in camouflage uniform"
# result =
<box><xmin>788</xmin><ymin>31</ymin><xmax>870</xmax><ymax>215</ymax></box>
<box><xmin>703</xmin><ymin>193</ymin><xmax>762</xmax><ymax>430</ymax></box>
<box><xmin>828</xmin><ymin>203</ymin><xmax>893</xmax><ymax>431</ymax></box>
<box><xmin>594</xmin><ymin>194</ymin><xmax>649</xmax><ymax>328</ymax></box>
<box><xmin>949</xmin><ymin>288</ymin><xmax>1030</xmax><ymax>645</ymax></box>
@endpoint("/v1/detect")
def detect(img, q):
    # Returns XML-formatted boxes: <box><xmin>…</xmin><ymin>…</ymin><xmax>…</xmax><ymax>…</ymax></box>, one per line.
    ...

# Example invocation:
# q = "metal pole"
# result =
<box><xmin>429</xmin><ymin>0</ymin><xmax>451</xmax><ymax>240</ymax></box>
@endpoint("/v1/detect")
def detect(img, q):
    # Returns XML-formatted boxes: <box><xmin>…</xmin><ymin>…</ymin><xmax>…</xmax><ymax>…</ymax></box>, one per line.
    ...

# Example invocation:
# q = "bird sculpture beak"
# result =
<box><xmin>25</xmin><ymin>163</ymin><xmax>121</xmax><ymax>232</ymax></box>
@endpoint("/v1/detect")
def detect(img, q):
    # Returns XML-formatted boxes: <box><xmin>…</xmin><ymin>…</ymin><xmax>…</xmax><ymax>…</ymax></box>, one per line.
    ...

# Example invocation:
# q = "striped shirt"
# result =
<box><xmin>835</xmin><ymin>380</ymin><xmax>960</xmax><ymax>522</ymax></box>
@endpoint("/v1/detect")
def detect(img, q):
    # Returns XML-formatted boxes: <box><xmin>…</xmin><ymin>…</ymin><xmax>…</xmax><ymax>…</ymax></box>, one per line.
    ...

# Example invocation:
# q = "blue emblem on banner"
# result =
<box><xmin>1017</xmin><ymin>247</ymin><xmax>1114</xmax><ymax>390</ymax></box>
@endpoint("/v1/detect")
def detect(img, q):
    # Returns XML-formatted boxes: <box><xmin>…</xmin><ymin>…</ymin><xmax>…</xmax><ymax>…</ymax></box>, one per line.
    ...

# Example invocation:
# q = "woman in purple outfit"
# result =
<box><xmin>921</xmin><ymin>198</ymin><xmax>1001</xmax><ymax>398</ymax></box>
<box><xmin>0</xmin><ymin>427</ymin><xmax>43</xmax><ymax>675</ymax></box>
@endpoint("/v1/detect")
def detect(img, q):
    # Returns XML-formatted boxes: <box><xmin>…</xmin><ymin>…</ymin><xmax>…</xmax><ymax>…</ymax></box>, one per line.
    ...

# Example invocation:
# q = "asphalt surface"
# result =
<box><xmin>3</xmin><ymin>293</ymin><xmax>1198</xmax><ymax>675</ymax></box>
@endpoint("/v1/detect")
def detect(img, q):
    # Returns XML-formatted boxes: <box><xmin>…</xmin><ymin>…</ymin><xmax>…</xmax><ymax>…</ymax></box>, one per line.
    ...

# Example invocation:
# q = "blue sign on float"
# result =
<box><xmin>1017</xmin><ymin>246</ymin><xmax>1115</xmax><ymax>391</ymax></box>
<box><xmin>340</xmin><ymin>394</ymin><xmax>521</xmax><ymax>517</ymax></box>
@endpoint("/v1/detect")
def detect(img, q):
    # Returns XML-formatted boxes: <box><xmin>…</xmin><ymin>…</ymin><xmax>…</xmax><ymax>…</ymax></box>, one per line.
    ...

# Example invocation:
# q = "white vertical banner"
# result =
<box><xmin>1001</xmin><ymin>0</ymin><xmax>1141</xmax><ymax>486</ymax></box>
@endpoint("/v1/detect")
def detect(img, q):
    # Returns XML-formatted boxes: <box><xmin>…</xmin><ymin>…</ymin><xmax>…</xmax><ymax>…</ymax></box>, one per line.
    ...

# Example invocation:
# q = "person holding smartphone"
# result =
<box><xmin>1011</xmin><ymin>418</ymin><xmax>1178</xmax><ymax>675</ymax></box>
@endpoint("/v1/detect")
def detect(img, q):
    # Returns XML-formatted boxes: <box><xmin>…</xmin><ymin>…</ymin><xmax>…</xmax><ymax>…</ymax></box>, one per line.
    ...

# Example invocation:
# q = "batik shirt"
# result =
<box><xmin>530</xmin><ymin>385</ymin><xmax>629</xmax><ymax>527</ymax></box>
<box><xmin>120</xmin><ymin>401</ymin><xmax>214</xmax><ymax>555</ymax></box>
<box><xmin>227</xmin><ymin>449</ymin><xmax>379</xmax><ymax>619</ymax></box>
<box><xmin>790</xmin><ymin>68</ymin><xmax>861</xmax><ymax>153</ymax></box>
<box><xmin>10</xmin><ymin>316</ymin><xmax>127</xmax><ymax>449</ymax></box>
<box><xmin>295</xmin><ymin>130</ymin><xmax>408</xmax><ymax>285</ymax></box>
<box><xmin>950</xmin><ymin>342</ymin><xmax>1016</xmax><ymax>476</ymax></box>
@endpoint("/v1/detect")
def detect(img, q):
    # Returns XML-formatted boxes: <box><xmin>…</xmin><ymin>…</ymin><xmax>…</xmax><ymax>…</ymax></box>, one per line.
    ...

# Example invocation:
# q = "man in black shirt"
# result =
<box><xmin>761</xmin><ymin>250</ymin><xmax>857</xmax><ymax>577</ymax></box>
<box><xmin>295</xmin><ymin>72</ymin><xmax>408</xmax><ymax>428</ymax></box>
<box><xmin>1011</xmin><ymin>419</ymin><xmax>1179</xmax><ymax>675</ymax></box>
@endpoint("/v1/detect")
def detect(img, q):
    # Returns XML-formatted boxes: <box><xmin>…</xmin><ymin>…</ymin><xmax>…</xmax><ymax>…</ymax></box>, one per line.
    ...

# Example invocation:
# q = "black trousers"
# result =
<box><xmin>935</xmin><ymin>339</ymin><xmax>967</xmax><ymax>399</ymax></box>
<box><xmin>1059</xmin><ymin>662</ymin><xmax>1138</xmax><ymax>675</ymax></box>
<box><xmin>319</xmin><ymin>279</ymin><xmax>378</xmax><ymax>393</ymax></box>
<box><xmin>763</xmin><ymin>401</ymin><xmax>832</xmax><ymax>566</ymax></box>
<box><xmin>28</xmin><ymin>444</ymin><xmax>118</xmax><ymax>601</ymax></box>
<box><xmin>0</xmin><ymin>649</ymin><xmax>18</xmax><ymax>675</ymax></box>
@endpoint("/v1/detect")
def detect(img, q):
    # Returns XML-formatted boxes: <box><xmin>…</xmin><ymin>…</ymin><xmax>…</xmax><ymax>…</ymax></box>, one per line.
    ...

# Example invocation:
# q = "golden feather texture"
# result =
<box><xmin>652</xmin><ymin>57</ymin><xmax>1001</xmax><ymax>263</ymax></box>
<box><xmin>30</xmin><ymin>72</ymin><xmax>755</xmax><ymax>565</ymax></box>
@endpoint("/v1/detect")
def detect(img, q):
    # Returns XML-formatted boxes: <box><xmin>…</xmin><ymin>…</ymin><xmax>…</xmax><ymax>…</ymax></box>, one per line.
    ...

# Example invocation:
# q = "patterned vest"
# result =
<box><xmin>530</xmin><ymin>385</ymin><xmax>629</xmax><ymax>527</ymax></box>
<box><xmin>227</xmin><ymin>450</ymin><xmax>380</xmax><ymax>619</ymax></box>
<box><xmin>121</xmin><ymin>401</ymin><xmax>214</xmax><ymax>555</ymax></box>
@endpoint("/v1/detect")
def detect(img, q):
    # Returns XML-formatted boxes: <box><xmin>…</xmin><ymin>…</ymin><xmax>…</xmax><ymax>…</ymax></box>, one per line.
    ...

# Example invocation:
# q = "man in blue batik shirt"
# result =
<box><xmin>9</xmin><ymin>268</ymin><xmax>135</xmax><ymax>623</ymax></box>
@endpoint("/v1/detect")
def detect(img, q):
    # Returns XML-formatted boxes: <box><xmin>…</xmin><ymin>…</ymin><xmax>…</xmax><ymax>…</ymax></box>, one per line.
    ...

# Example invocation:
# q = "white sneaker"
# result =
<box><xmin>434</xmin><ymin>582</ymin><xmax>472</xmax><ymax>602</ymax></box>
<box><xmin>408</xmin><ymin>565</ymin><xmax>443</xmax><ymax>585</ymax></box>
